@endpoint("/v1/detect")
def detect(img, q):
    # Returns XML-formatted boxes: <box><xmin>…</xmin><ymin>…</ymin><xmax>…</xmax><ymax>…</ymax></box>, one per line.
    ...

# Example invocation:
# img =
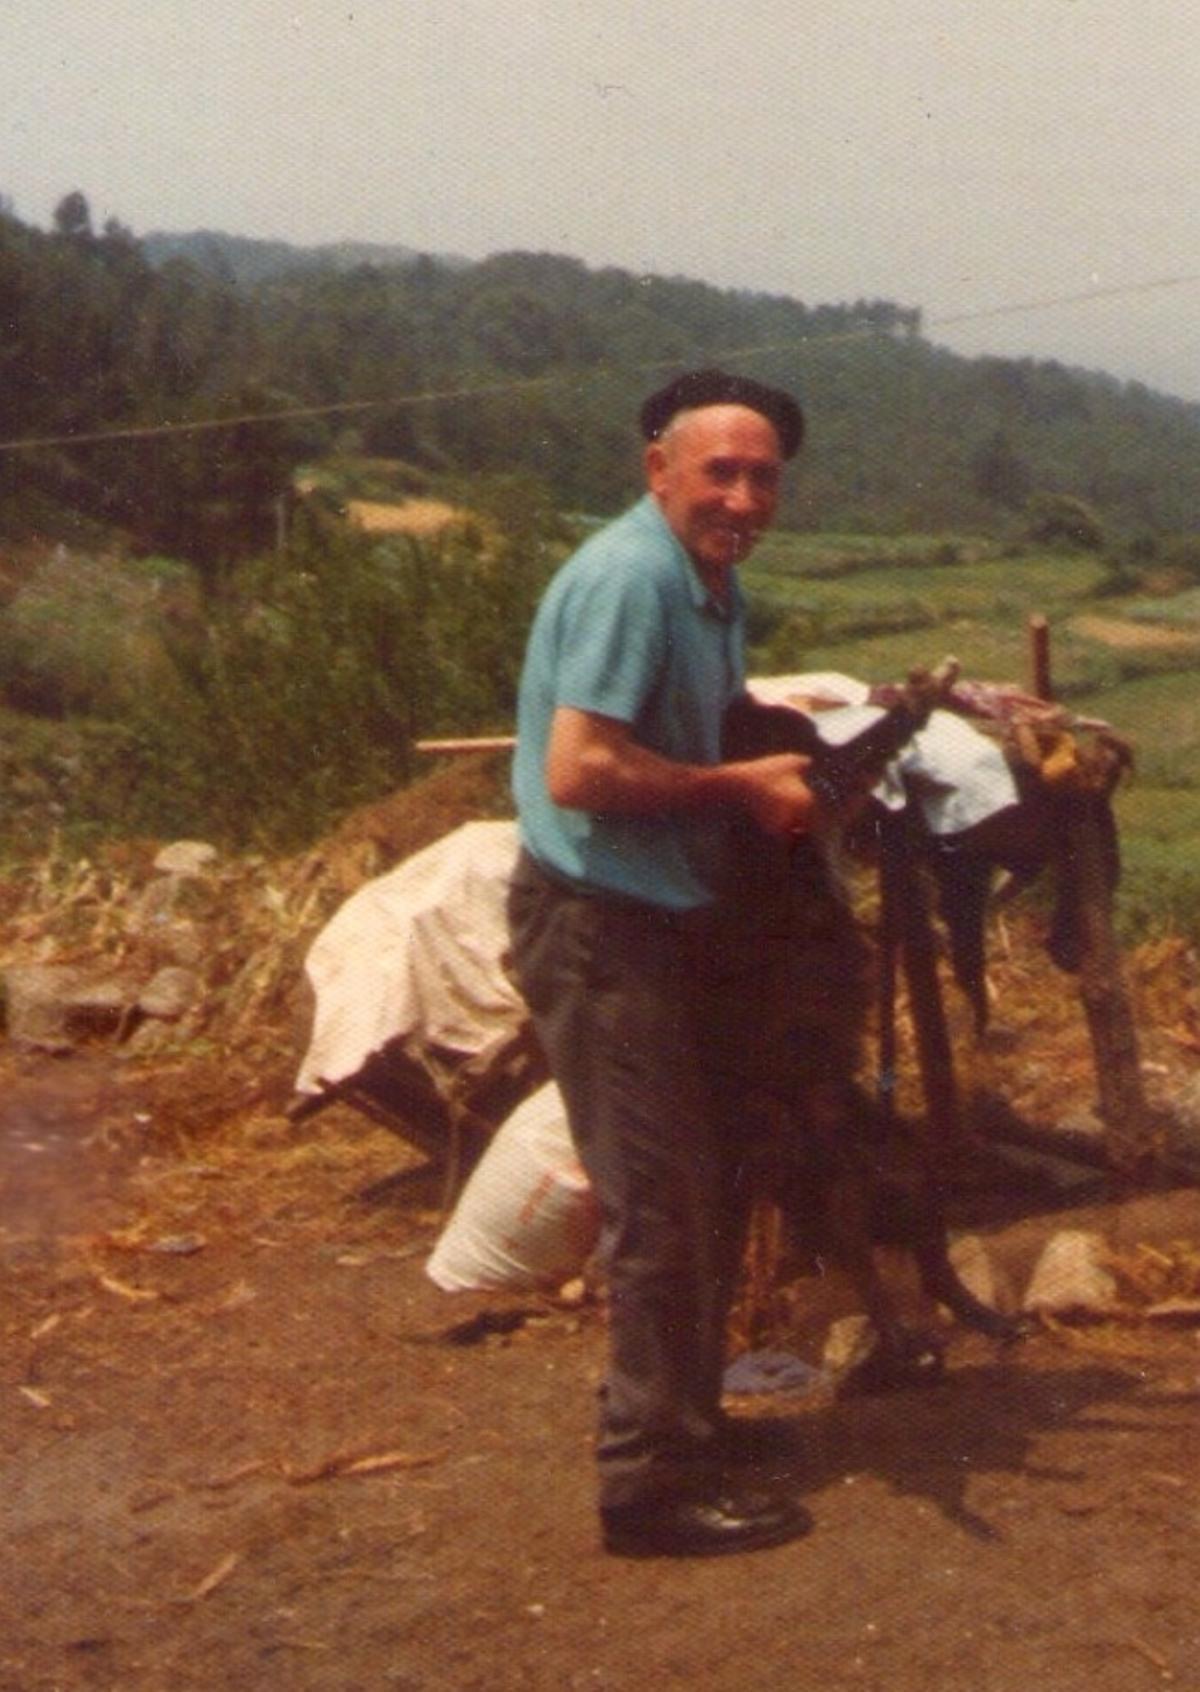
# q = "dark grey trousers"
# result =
<box><xmin>507</xmin><ymin>850</ymin><xmax>758</xmax><ymax>1512</ymax></box>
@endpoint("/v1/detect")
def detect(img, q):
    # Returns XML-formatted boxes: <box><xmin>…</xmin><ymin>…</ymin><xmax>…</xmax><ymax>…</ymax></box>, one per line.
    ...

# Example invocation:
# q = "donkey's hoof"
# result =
<box><xmin>837</xmin><ymin>1330</ymin><xmax>946</xmax><ymax>1398</ymax></box>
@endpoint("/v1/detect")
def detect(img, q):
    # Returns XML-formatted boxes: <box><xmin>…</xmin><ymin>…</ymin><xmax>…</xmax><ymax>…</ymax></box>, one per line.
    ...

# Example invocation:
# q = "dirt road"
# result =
<box><xmin>3</xmin><ymin>1055</ymin><xmax>1199</xmax><ymax>1692</ymax></box>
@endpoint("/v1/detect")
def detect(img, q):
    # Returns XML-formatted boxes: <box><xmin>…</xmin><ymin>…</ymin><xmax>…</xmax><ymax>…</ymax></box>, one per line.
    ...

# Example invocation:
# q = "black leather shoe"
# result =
<box><xmin>601</xmin><ymin>1486</ymin><xmax>813</xmax><ymax>1558</ymax></box>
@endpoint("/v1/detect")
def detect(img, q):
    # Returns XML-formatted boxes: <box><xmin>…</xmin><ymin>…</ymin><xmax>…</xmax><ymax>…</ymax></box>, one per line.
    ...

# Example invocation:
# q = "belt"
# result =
<box><xmin>513</xmin><ymin>847</ymin><xmax>715</xmax><ymax>933</ymax></box>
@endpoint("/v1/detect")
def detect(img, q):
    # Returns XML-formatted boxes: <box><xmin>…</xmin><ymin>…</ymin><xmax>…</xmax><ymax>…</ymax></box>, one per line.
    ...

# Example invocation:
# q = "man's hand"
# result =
<box><xmin>724</xmin><ymin>753</ymin><xmax>816</xmax><ymax>838</ymax></box>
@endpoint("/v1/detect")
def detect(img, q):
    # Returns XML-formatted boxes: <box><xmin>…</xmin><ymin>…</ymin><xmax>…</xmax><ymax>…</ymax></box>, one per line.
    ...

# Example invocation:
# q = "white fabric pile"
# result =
<box><xmin>294</xmin><ymin>818</ymin><xmax>524</xmax><ymax>1098</ymax></box>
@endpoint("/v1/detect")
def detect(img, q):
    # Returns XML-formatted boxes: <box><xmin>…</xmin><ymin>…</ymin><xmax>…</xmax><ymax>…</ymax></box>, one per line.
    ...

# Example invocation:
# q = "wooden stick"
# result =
<box><xmin>415</xmin><ymin>736</ymin><xmax>516</xmax><ymax>755</ymax></box>
<box><xmin>1069</xmin><ymin>787</ymin><xmax>1155</xmax><ymax>1168</ymax></box>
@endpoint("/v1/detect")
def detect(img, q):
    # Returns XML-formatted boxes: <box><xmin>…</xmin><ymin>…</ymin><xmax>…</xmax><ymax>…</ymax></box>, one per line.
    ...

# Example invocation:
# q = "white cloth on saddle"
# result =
<box><xmin>746</xmin><ymin>673</ymin><xmax>1018</xmax><ymax>836</ymax></box>
<box><xmin>294</xmin><ymin>819</ymin><xmax>524</xmax><ymax>1096</ymax></box>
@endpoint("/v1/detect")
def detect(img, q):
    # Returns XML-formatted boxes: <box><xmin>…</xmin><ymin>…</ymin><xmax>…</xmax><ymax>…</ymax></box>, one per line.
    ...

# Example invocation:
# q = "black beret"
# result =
<box><xmin>639</xmin><ymin>368</ymin><xmax>805</xmax><ymax>459</ymax></box>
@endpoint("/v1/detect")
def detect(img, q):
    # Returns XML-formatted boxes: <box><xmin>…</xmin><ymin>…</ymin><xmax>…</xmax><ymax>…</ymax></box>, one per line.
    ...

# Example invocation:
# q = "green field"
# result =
<box><xmin>741</xmin><ymin>532</ymin><xmax>1200</xmax><ymax>943</ymax></box>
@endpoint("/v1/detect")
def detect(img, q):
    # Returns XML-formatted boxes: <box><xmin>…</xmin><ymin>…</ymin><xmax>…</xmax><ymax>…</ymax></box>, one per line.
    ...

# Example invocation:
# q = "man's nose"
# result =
<box><xmin>723</xmin><ymin>476</ymin><xmax>760</xmax><ymax>514</ymax></box>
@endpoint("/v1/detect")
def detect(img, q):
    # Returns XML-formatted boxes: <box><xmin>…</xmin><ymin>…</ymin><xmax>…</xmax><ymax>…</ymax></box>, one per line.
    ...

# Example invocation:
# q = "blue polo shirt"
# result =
<box><xmin>512</xmin><ymin>495</ymin><xmax>745</xmax><ymax>910</ymax></box>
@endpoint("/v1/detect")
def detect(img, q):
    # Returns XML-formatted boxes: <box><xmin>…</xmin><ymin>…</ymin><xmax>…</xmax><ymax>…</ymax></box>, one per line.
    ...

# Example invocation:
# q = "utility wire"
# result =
<box><xmin>0</xmin><ymin>270</ymin><xmax>1197</xmax><ymax>457</ymax></box>
<box><xmin>0</xmin><ymin>374</ymin><xmax>569</xmax><ymax>455</ymax></box>
<box><xmin>932</xmin><ymin>270</ymin><xmax>1200</xmax><ymax>329</ymax></box>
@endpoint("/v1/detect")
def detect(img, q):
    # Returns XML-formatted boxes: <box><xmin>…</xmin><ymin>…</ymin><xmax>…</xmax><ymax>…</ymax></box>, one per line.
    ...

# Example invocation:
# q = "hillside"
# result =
<box><xmin>141</xmin><ymin>229</ymin><xmax>470</xmax><ymax>285</ymax></box>
<box><xmin>1</xmin><ymin>197</ymin><xmax>1199</xmax><ymax>941</ymax></box>
<box><xmin>4</xmin><ymin>198</ymin><xmax>1200</xmax><ymax>554</ymax></box>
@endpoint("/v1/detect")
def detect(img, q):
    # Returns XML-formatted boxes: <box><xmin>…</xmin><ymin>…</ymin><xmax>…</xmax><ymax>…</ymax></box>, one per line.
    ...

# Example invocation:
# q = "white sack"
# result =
<box><xmin>426</xmin><ymin>1082</ymin><xmax>599</xmax><ymax>1292</ymax></box>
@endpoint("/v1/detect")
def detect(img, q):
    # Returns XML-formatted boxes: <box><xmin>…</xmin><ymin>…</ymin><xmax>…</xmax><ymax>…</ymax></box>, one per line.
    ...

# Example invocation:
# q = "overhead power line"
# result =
<box><xmin>0</xmin><ymin>270</ymin><xmax>1197</xmax><ymax>458</ymax></box>
<box><xmin>931</xmin><ymin>271</ymin><xmax>1200</xmax><ymax>329</ymax></box>
<box><xmin>0</xmin><ymin>374</ymin><xmax>569</xmax><ymax>456</ymax></box>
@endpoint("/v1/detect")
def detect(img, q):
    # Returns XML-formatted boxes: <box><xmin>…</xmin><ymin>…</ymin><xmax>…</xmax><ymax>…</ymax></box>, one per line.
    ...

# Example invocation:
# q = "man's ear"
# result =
<box><xmin>645</xmin><ymin>440</ymin><xmax>667</xmax><ymax>495</ymax></box>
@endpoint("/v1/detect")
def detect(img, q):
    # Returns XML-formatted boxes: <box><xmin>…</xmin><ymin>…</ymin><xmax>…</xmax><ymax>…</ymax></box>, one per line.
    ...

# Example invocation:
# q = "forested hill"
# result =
<box><xmin>141</xmin><ymin>229</ymin><xmax>470</xmax><ymax>285</ymax></box>
<box><xmin>4</xmin><ymin>195</ymin><xmax>1200</xmax><ymax>557</ymax></box>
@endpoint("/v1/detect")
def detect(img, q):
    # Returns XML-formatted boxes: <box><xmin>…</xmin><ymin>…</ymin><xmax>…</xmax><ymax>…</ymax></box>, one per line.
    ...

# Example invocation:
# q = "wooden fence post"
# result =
<box><xmin>1028</xmin><ymin>616</ymin><xmax>1154</xmax><ymax>1170</ymax></box>
<box><xmin>1068</xmin><ymin>771</ymin><xmax>1156</xmax><ymax>1169</ymax></box>
<box><xmin>1029</xmin><ymin>613</ymin><xmax>1052</xmax><ymax>701</ymax></box>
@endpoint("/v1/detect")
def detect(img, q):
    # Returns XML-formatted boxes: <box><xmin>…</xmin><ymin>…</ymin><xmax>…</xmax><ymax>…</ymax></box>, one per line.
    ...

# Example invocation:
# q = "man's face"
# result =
<box><xmin>645</xmin><ymin>403</ymin><xmax>783</xmax><ymax>578</ymax></box>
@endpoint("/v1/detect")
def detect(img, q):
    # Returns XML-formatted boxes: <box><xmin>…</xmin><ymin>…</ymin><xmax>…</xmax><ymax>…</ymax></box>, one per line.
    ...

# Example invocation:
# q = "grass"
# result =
<box><xmin>1091</xmin><ymin>670</ymin><xmax>1200</xmax><ymax>784</ymax></box>
<box><xmin>1124</xmin><ymin>585</ymin><xmax>1200</xmax><ymax>627</ymax></box>
<box><xmin>744</xmin><ymin>537</ymin><xmax>1112</xmax><ymax>681</ymax></box>
<box><xmin>747</xmin><ymin>533</ymin><xmax>1105</xmax><ymax>601</ymax></box>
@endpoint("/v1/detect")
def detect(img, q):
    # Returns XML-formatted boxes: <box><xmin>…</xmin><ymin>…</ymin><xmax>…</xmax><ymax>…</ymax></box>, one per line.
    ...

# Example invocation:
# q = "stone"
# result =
<box><xmin>1054</xmin><ymin>1106</ymin><xmax>1106</xmax><ymax>1139</ymax></box>
<box><xmin>123</xmin><ymin>1018</ymin><xmax>184</xmax><ymax>1058</ymax></box>
<box><xmin>137</xmin><ymin>966</ymin><xmax>200</xmax><ymax>1021</ymax></box>
<box><xmin>3</xmin><ymin>964</ymin><xmax>84</xmax><ymax>1050</ymax></box>
<box><xmin>947</xmin><ymin>1233</ymin><xmax>1015</xmax><ymax>1314</ymax></box>
<box><xmin>1022</xmin><ymin>1229</ymin><xmax>1119</xmax><ymax>1317</ymax></box>
<box><xmin>822</xmin><ymin>1314</ymin><xmax>875</xmax><ymax>1372</ymax></box>
<box><xmin>3</xmin><ymin>964</ymin><xmax>133</xmax><ymax>1050</ymax></box>
<box><xmin>66</xmin><ymin>981</ymin><xmax>129</xmax><ymax>1034</ymax></box>
<box><xmin>127</xmin><ymin>875</ymin><xmax>207</xmax><ymax>967</ymax></box>
<box><xmin>152</xmin><ymin>840</ymin><xmax>218</xmax><ymax>876</ymax></box>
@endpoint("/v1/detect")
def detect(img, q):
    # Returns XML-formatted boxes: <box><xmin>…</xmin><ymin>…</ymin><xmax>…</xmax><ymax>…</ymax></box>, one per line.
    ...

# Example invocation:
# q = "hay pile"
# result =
<box><xmin>0</xmin><ymin>757</ymin><xmax>513</xmax><ymax>1139</ymax></box>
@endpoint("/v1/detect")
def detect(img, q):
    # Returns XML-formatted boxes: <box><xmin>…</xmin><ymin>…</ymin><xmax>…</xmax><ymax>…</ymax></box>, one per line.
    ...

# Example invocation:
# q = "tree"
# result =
<box><xmin>461</xmin><ymin>286</ymin><xmax>567</xmax><ymax>376</ymax></box>
<box><xmin>53</xmin><ymin>190</ymin><xmax>93</xmax><ymax>241</ymax></box>
<box><xmin>971</xmin><ymin>430</ymin><xmax>1033</xmax><ymax>509</ymax></box>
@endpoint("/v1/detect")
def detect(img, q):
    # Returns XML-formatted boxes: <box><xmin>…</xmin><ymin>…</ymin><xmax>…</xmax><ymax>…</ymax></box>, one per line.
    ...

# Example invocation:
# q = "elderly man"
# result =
<box><xmin>507</xmin><ymin>370</ymin><xmax>818</xmax><ymax>1557</ymax></box>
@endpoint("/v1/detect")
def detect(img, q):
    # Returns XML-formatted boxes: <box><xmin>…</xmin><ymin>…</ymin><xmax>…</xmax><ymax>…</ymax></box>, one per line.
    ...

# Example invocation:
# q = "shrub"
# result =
<box><xmin>0</xmin><ymin>549</ymin><xmax>199</xmax><ymax>717</ymax></box>
<box><xmin>1025</xmin><ymin>492</ymin><xmax>1105</xmax><ymax>552</ymax></box>
<box><xmin>117</xmin><ymin>474</ymin><xmax>567</xmax><ymax>850</ymax></box>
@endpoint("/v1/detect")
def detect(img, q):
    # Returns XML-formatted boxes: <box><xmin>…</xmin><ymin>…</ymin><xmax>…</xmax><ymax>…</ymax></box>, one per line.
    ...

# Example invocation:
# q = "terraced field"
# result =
<box><xmin>741</xmin><ymin>534</ymin><xmax>1200</xmax><ymax>941</ymax></box>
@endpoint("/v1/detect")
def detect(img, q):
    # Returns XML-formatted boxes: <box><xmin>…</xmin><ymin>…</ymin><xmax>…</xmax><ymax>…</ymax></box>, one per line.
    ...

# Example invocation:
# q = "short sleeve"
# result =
<box><xmin>554</xmin><ymin>557</ymin><xmax>667</xmax><ymax>724</ymax></box>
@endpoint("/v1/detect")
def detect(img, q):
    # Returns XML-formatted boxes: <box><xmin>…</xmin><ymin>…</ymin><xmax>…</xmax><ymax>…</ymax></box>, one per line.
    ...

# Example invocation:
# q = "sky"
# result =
<box><xmin>4</xmin><ymin>1</ymin><xmax>1199</xmax><ymax>401</ymax></box>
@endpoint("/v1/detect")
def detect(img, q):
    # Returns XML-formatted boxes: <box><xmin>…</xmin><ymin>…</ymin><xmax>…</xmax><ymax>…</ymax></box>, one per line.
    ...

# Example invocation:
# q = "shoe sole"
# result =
<box><xmin>602</xmin><ymin>1509</ymin><xmax>814</xmax><ymax>1559</ymax></box>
